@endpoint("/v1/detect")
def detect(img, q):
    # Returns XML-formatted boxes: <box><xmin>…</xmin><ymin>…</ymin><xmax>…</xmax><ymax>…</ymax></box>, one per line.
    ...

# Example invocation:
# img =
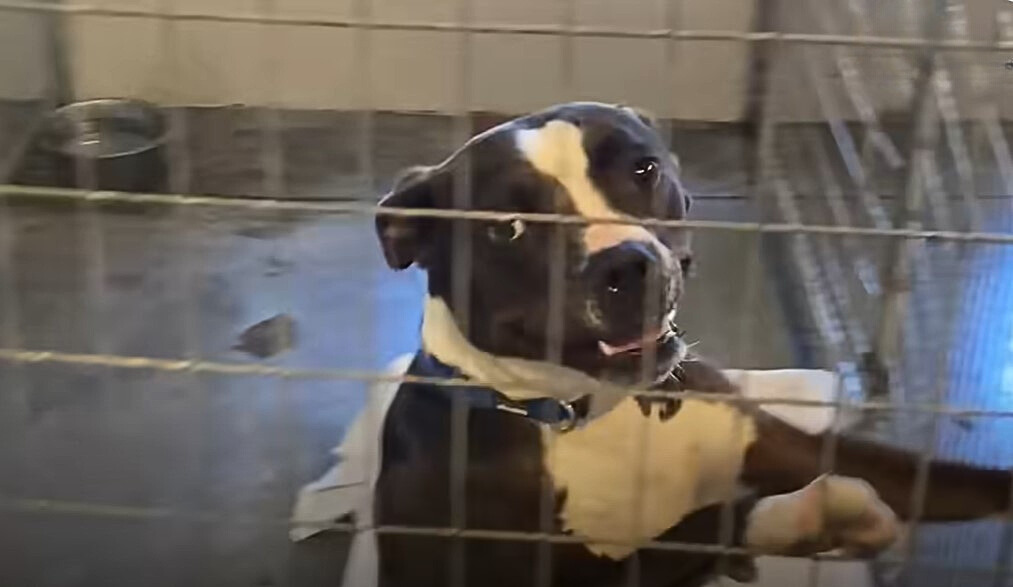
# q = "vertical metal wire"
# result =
<box><xmin>873</xmin><ymin>0</ymin><xmax>946</xmax><ymax>396</ymax></box>
<box><xmin>353</xmin><ymin>0</ymin><xmax>375</xmax><ymax>199</ymax></box>
<box><xmin>984</xmin><ymin>5</ymin><xmax>1013</xmax><ymax>587</ymax></box>
<box><xmin>537</xmin><ymin>222</ymin><xmax>567</xmax><ymax>587</ymax></box>
<box><xmin>807</xmin><ymin>376</ymin><xmax>854</xmax><ymax>587</ymax></box>
<box><xmin>797</xmin><ymin>43</ymin><xmax>897</xmax><ymax>404</ymax></box>
<box><xmin>0</xmin><ymin>30</ymin><xmax>38</xmax><ymax>420</ymax></box>
<box><xmin>920</xmin><ymin>131</ymin><xmax>954</xmax><ymax>233</ymax></box>
<box><xmin>254</xmin><ymin>0</ymin><xmax>302</xmax><ymax>548</ymax></box>
<box><xmin>782</xmin><ymin>53</ymin><xmax>870</xmax><ymax>581</ymax></box>
<box><xmin>350</xmin><ymin>0</ymin><xmax>384</xmax><ymax>566</ymax></box>
<box><xmin>76</xmin><ymin>146</ymin><xmax>108</xmax><ymax>360</ymax></box>
<box><xmin>71</xmin><ymin>70</ymin><xmax>117</xmax><ymax>515</ymax></box>
<box><xmin>803</xmin><ymin>134</ymin><xmax>872</xmax><ymax>559</ymax></box>
<box><xmin>153</xmin><ymin>0</ymin><xmax>192</xmax><ymax>197</ymax></box>
<box><xmin>882</xmin><ymin>5</ymin><xmax>961</xmax><ymax>583</ymax></box>
<box><xmin>811</xmin><ymin>0</ymin><xmax>905</xmax><ymax>170</ymax></box>
<box><xmin>779</xmin><ymin>14</ymin><xmax>869</xmax><ymax>580</ymax></box>
<box><xmin>625</xmin><ymin>4</ymin><xmax>683</xmax><ymax>582</ymax></box>
<box><xmin>793</xmin><ymin>59</ymin><xmax>878</xmax><ymax>398</ymax></box>
<box><xmin>449</xmin><ymin>0</ymin><xmax>476</xmax><ymax>585</ymax></box>
<box><xmin>807</xmin><ymin>131</ymin><xmax>870</xmax><ymax>355</ymax></box>
<box><xmin>258</xmin><ymin>0</ymin><xmax>284</xmax><ymax>201</ymax></box>
<box><xmin>623</xmin><ymin>1</ymin><xmax>685</xmax><ymax>583</ymax></box>
<box><xmin>778</xmin><ymin>64</ymin><xmax>849</xmax><ymax>369</ymax></box>
<box><xmin>558</xmin><ymin>0</ymin><xmax>576</xmax><ymax>96</ymax></box>
<box><xmin>534</xmin><ymin>2</ymin><xmax>578</xmax><ymax>586</ymax></box>
<box><xmin>683</xmin><ymin>2</ymin><xmax>759</xmax><ymax>583</ymax></box>
<box><xmin>156</xmin><ymin>0</ymin><xmax>201</xmax><ymax>417</ymax></box>
<box><xmin>771</xmin><ymin>160</ymin><xmax>843</xmax><ymax>587</ymax></box>
<box><xmin>800</xmin><ymin>48</ymin><xmax>891</xmax><ymax>231</ymax></box>
<box><xmin>895</xmin><ymin>222</ymin><xmax>966</xmax><ymax>587</ymax></box>
<box><xmin>986</xmin><ymin>10</ymin><xmax>1013</xmax><ymax>196</ymax></box>
<box><xmin>795</xmin><ymin>118</ymin><xmax>871</xmax><ymax>586</ymax></box>
<box><xmin>0</xmin><ymin>190</ymin><xmax>26</xmax><ymax>423</ymax></box>
<box><xmin>808</xmin><ymin>125</ymin><xmax>881</xmax><ymax>296</ymax></box>
<box><xmin>153</xmin><ymin>0</ymin><xmax>207</xmax><ymax>580</ymax></box>
<box><xmin>936</xmin><ymin>2</ymin><xmax>981</xmax><ymax>233</ymax></box>
<box><xmin>994</xmin><ymin>467</ymin><xmax>1013</xmax><ymax>587</ymax></box>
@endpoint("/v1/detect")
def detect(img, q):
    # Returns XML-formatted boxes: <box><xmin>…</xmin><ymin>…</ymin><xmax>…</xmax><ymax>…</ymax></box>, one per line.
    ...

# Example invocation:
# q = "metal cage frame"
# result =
<box><xmin>1</xmin><ymin>0</ymin><xmax>1013</xmax><ymax>585</ymax></box>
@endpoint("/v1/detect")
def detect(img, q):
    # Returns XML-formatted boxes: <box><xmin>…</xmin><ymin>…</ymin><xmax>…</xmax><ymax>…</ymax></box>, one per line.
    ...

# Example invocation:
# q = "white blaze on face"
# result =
<box><xmin>512</xmin><ymin>120</ymin><xmax>664</xmax><ymax>256</ymax></box>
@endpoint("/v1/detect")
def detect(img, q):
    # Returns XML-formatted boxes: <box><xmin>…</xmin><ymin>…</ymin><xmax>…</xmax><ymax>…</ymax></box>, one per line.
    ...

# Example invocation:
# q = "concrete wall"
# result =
<box><xmin>0</xmin><ymin>10</ymin><xmax>52</xmax><ymax>100</ymax></box>
<box><xmin>5</xmin><ymin>0</ymin><xmax>1010</xmax><ymax>121</ymax></box>
<box><xmin>64</xmin><ymin>0</ymin><xmax>756</xmax><ymax>120</ymax></box>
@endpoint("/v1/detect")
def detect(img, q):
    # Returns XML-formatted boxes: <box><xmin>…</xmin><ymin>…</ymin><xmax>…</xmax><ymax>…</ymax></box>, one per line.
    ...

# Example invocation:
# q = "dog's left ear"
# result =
<box><xmin>375</xmin><ymin>165</ymin><xmax>448</xmax><ymax>270</ymax></box>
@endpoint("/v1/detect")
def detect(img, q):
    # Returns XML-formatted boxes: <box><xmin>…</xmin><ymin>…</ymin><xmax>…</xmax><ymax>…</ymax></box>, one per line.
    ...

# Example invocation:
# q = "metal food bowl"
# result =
<box><xmin>39</xmin><ymin>98</ymin><xmax>168</xmax><ymax>192</ymax></box>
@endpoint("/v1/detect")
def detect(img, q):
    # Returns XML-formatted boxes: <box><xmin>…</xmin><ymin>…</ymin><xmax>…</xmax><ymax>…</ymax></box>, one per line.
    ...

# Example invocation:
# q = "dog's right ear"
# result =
<box><xmin>620</xmin><ymin>105</ymin><xmax>659</xmax><ymax>130</ymax></box>
<box><xmin>375</xmin><ymin>165</ymin><xmax>447</xmax><ymax>270</ymax></box>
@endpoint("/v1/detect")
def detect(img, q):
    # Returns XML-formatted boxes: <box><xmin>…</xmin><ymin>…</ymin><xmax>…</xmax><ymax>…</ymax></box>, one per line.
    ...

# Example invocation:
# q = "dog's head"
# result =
<box><xmin>375</xmin><ymin>102</ymin><xmax>692</xmax><ymax>385</ymax></box>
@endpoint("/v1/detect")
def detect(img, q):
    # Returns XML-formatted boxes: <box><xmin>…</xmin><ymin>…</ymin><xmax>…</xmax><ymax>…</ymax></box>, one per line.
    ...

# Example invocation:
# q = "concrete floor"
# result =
<box><xmin>1</xmin><ymin>105</ymin><xmax>1012</xmax><ymax>586</ymax></box>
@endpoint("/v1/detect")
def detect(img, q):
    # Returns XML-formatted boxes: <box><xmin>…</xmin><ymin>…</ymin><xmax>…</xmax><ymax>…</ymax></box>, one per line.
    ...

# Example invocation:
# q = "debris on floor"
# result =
<box><xmin>233</xmin><ymin>313</ymin><xmax>297</xmax><ymax>358</ymax></box>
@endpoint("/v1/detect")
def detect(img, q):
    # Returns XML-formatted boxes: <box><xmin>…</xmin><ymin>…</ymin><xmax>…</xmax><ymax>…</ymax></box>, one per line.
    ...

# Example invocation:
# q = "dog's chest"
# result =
<box><xmin>544</xmin><ymin>398</ymin><xmax>757</xmax><ymax>559</ymax></box>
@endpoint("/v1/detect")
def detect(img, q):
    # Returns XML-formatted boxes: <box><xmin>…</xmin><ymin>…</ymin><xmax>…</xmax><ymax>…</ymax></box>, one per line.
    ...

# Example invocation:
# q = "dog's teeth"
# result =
<box><xmin>598</xmin><ymin>340</ymin><xmax>629</xmax><ymax>356</ymax></box>
<box><xmin>599</xmin><ymin>326</ymin><xmax>675</xmax><ymax>357</ymax></box>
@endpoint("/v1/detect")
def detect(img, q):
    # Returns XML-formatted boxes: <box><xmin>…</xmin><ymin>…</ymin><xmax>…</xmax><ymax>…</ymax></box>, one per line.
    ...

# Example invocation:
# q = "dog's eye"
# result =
<box><xmin>633</xmin><ymin>157</ymin><xmax>660</xmax><ymax>188</ymax></box>
<box><xmin>487</xmin><ymin>218</ymin><xmax>526</xmax><ymax>243</ymax></box>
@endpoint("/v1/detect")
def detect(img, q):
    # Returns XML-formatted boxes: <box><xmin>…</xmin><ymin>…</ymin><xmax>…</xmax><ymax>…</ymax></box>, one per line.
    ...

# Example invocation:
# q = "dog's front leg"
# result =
<box><xmin>665</xmin><ymin>357</ymin><xmax>902</xmax><ymax>557</ymax></box>
<box><xmin>678</xmin><ymin>357</ymin><xmax>1013</xmax><ymax>523</ymax></box>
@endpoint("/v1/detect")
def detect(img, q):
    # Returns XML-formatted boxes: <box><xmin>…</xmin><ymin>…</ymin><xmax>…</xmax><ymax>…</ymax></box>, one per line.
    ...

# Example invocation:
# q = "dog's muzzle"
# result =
<box><xmin>583</xmin><ymin>240</ymin><xmax>679</xmax><ymax>356</ymax></box>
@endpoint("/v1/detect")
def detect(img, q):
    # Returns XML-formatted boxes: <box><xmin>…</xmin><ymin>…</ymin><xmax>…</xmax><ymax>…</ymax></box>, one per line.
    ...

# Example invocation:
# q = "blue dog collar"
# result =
<box><xmin>411</xmin><ymin>352</ymin><xmax>590</xmax><ymax>432</ymax></box>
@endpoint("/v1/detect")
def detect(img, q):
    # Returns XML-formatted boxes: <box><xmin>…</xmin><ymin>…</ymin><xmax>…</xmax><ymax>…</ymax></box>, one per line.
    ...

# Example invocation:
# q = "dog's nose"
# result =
<box><xmin>587</xmin><ymin>241</ymin><xmax>665</xmax><ymax>302</ymax></box>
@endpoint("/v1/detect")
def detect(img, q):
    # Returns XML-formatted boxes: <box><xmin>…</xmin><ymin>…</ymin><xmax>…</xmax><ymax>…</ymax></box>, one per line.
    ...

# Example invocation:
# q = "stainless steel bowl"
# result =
<box><xmin>39</xmin><ymin>98</ymin><xmax>168</xmax><ymax>192</ymax></box>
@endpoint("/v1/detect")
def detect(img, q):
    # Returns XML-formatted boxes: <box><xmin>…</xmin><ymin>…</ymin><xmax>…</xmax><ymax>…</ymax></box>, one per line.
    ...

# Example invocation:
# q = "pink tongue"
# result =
<box><xmin>598</xmin><ymin>328</ymin><xmax>667</xmax><ymax>356</ymax></box>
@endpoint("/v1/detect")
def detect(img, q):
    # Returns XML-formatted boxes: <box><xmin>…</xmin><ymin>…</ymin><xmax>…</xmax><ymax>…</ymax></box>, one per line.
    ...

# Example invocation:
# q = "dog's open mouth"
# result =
<box><xmin>597</xmin><ymin>325</ymin><xmax>679</xmax><ymax>358</ymax></box>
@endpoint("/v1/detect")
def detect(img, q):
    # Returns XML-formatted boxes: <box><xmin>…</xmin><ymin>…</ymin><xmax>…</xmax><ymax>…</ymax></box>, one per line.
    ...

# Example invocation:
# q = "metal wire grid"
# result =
<box><xmin>1</xmin><ymin>193</ymin><xmax>1012</xmax><ymax>584</ymax></box>
<box><xmin>1</xmin><ymin>0</ymin><xmax>1013</xmax><ymax>585</ymax></box>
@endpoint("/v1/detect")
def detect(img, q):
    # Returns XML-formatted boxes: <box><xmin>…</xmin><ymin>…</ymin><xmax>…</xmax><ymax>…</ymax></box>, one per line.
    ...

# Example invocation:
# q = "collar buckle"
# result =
<box><xmin>555</xmin><ymin>400</ymin><xmax>579</xmax><ymax>432</ymax></box>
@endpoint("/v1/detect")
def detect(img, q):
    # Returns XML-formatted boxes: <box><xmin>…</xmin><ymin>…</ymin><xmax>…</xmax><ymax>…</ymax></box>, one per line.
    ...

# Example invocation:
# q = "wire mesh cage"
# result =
<box><xmin>1</xmin><ymin>0</ymin><xmax>1013</xmax><ymax>586</ymax></box>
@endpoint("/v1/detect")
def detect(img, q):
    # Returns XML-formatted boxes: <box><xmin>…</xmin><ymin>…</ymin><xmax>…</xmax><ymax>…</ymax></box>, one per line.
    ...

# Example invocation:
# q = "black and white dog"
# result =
<box><xmin>298</xmin><ymin>102</ymin><xmax>1012</xmax><ymax>587</ymax></box>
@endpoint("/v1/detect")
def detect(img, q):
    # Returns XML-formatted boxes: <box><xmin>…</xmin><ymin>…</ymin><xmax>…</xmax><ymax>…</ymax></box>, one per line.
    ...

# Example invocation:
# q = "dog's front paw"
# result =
<box><xmin>745</xmin><ymin>475</ymin><xmax>899</xmax><ymax>557</ymax></box>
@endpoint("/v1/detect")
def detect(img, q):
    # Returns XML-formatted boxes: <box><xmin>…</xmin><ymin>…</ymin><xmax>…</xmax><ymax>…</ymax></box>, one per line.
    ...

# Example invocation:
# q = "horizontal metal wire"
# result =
<box><xmin>0</xmin><ymin>493</ymin><xmax>744</xmax><ymax>556</ymax></box>
<box><xmin>2</xmin><ymin>0</ymin><xmax>1013</xmax><ymax>51</ymax></box>
<box><xmin>0</xmin><ymin>493</ymin><xmax>1008</xmax><ymax>577</ymax></box>
<box><xmin>4</xmin><ymin>184</ymin><xmax>1013</xmax><ymax>244</ymax></box>
<box><xmin>0</xmin><ymin>494</ymin><xmax>819</xmax><ymax>559</ymax></box>
<box><xmin>2</xmin><ymin>346</ymin><xmax>1013</xmax><ymax>418</ymax></box>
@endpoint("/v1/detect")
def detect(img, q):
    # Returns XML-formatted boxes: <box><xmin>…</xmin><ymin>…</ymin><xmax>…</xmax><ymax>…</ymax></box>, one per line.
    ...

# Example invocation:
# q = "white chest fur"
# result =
<box><xmin>544</xmin><ymin>397</ymin><xmax>757</xmax><ymax>559</ymax></box>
